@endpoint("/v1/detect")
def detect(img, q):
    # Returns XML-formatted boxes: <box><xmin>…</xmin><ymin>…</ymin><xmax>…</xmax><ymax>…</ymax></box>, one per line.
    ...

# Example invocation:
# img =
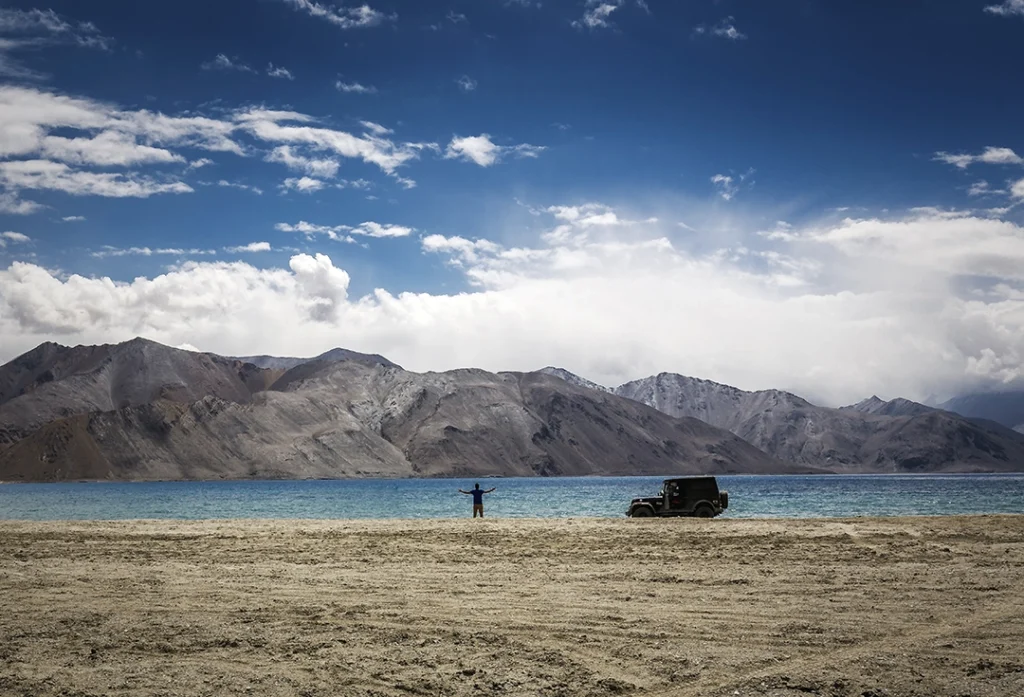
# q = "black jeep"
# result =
<box><xmin>626</xmin><ymin>476</ymin><xmax>729</xmax><ymax>518</ymax></box>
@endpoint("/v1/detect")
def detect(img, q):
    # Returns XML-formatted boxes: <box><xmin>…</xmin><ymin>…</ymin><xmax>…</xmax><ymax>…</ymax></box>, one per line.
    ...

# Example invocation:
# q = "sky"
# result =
<box><xmin>1</xmin><ymin>0</ymin><xmax>1023</xmax><ymax>407</ymax></box>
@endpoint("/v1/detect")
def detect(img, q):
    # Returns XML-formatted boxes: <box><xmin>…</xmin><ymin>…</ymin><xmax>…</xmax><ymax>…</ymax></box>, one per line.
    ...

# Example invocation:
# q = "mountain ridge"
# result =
<box><xmin>0</xmin><ymin>340</ymin><xmax>798</xmax><ymax>482</ymax></box>
<box><xmin>542</xmin><ymin>367</ymin><xmax>1024</xmax><ymax>473</ymax></box>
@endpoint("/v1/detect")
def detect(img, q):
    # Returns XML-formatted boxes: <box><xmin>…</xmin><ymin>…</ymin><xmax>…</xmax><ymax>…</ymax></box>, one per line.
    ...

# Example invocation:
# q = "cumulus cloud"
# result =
<box><xmin>280</xmin><ymin>176</ymin><xmax>325</xmax><ymax>193</ymax></box>
<box><xmin>225</xmin><ymin>241</ymin><xmax>272</xmax><ymax>253</ymax></box>
<box><xmin>7</xmin><ymin>202</ymin><xmax>1024</xmax><ymax>406</ymax></box>
<box><xmin>445</xmin><ymin>134</ymin><xmax>545</xmax><ymax>167</ymax></box>
<box><xmin>934</xmin><ymin>146</ymin><xmax>1023</xmax><ymax>169</ymax></box>
<box><xmin>61</xmin><ymin>215</ymin><xmax>85</xmax><ymax>222</ymax></box>
<box><xmin>279</xmin><ymin>0</ymin><xmax>395</xmax><ymax>30</ymax></box>
<box><xmin>456</xmin><ymin>75</ymin><xmax>478</xmax><ymax>92</ymax></box>
<box><xmin>1</xmin><ymin>203</ymin><xmax>1023</xmax><ymax>406</ymax></box>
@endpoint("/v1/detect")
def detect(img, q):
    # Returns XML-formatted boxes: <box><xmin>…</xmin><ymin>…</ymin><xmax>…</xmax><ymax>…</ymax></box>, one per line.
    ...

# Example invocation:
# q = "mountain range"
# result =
<box><xmin>0</xmin><ymin>339</ymin><xmax>792</xmax><ymax>481</ymax></box>
<box><xmin>0</xmin><ymin>338</ymin><xmax>1022</xmax><ymax>482</ymax></box>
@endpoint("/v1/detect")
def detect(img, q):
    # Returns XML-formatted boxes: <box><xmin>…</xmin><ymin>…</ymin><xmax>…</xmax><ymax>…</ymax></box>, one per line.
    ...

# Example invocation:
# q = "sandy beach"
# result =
<box><xmin>1</xmin><ymin>516</ymin><xmax>1022</xmax><ymax>697</ymax></box>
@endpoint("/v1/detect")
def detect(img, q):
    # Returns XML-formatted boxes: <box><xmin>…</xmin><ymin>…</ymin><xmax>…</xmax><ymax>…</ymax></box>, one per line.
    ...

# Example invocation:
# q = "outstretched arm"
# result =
<box><xmin>457</xmin><ymin>489</ymin><xmax>469</xmax><ymax>494</ymax></box>
<box><xmin>484</xmin><ymin>487</ymin><xmax>497</xmax><ymax>493</ymax></box>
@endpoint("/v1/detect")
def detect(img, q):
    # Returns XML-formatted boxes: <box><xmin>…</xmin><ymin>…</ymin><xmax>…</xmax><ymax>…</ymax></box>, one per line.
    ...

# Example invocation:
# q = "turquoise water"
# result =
<box><xmin>1</xmin><ymin>474</ymin><xmax>1023</xmax><ymax>520</ymax></box>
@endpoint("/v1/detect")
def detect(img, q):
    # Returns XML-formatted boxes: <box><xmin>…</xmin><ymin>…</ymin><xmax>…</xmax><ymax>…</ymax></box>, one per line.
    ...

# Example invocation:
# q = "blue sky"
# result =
<box><xmin>1</xmin><ymin>0</ymin><xmax>1024</xmax><ymax>405</ymax></box>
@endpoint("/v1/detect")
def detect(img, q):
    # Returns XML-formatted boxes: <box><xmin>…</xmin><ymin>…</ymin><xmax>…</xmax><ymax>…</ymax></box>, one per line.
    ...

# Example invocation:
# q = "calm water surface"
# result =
<box><xmin>1</xmin><ymin>474</ymin><xmax>1023</xmax><ymax>520</ymax></box>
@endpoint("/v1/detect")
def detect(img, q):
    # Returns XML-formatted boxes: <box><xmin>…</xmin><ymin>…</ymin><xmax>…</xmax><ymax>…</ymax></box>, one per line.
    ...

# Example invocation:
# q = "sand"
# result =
<box><xmin>1</xmin><ymin>516</ymin><xmax>1022</xmax><ymax>697</ymax></box>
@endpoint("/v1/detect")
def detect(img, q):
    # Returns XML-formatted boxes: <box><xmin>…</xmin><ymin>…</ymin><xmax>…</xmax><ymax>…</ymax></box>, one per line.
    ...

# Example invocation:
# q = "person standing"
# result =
<box><xmin>458</xmin><ymin>482</ymin><xmax>496</xmax><ymax>518</ymax></box>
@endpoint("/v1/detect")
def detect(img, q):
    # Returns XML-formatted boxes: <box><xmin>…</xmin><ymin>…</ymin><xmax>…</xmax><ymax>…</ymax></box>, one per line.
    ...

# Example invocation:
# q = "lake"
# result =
<box><xmin>1</xmin><ymin>473</ymin><xmax>1023</xmax><ymax>520</ymax></box>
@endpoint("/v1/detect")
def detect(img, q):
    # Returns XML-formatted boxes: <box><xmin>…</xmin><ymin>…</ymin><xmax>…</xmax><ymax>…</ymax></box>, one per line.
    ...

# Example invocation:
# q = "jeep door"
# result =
<box><xmin>664</xmin><ymin>481</ymin><xmax>684</xmax><ymax>513</ymax></box>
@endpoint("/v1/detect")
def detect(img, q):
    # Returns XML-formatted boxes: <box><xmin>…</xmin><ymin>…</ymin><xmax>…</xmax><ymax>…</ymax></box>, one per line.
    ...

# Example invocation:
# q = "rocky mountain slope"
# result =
<box><xmin>940</xmin><ymin>391</ymin><xmax>1024</xmax><ymax>434</ymax></box>
<box><xmin>0</xmin><ymin>340</ymin><xmax>793</xmax><ymax>482</ymax></box>
<box><xmin>841</xmin><ymin>395</ymin><xmax>936</xmax><ymax>418</ymax></box>
<box><xmin>0</xmin><ymin>339</ymin><xmax>274</xmax><ymax>447</ymax></box>
<box><xmin>231</xmin><ymin>348</ymin><xmax>400</xmax><ymax>372</ymax></box>
<box><xmin>607</xmin><ymin>372</ymin><xmax>1024</xmax><ymax>472</ymax></box>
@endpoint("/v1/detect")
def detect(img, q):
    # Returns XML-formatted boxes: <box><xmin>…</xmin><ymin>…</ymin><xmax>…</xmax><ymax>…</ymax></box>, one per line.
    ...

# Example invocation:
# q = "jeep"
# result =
<box><xmin>626</xmin><ymin>476</ymin><xmax>729</xmax><ymax>518</ymax></box>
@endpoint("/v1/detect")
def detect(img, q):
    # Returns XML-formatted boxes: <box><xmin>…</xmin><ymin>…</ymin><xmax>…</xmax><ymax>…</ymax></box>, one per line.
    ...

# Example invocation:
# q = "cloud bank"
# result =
<box><xmin>3</xmin><ymin>204</ymin><xmax>1024</xmax><ymax>407</ymax></box>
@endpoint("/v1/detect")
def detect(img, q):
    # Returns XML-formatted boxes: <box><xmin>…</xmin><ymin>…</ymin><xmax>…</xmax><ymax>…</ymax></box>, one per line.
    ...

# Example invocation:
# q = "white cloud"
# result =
<box><xmin>276</xmin><ymin>221</ymin><xmax>356</xmax><ymax>243</ymax></box>
<box><xmin>695</xmin><ymin>17</ymin><xmax>747</xmax><ymax>40</ymax></box>
<box><xmin>338</xmin><ymin>178</ymin><xmax>372</xmax><ymax>189</ymax></box>
<box><xmin>447</xmin><ymin>10</ymin><xmax>468</xmax><ymax>24</ymax></box>
<box><xmin>0</xmin><ymin>86</ymin><xmax>434</xmax><ymax>206</ymax></box>
<box><xmin>225</xmin><ymin>241</ymin><xmax>272</xmax><ymax>253</ymax></box>
<box><xmin>90</xmin><ymin>246</ymin><xmax>216</xmax><ymax>259</ymax></box>
<box><xmin>0</xmin><ymin>160</ymin><xmax>192</xmax><ymax>198</ymax></box>
<box><xmin>802</xmin><ymin>213</ymin><xmax>1024</xmax><ymax>280</ymax></box>
<box><xmin>0</xmin><ymin>191</ymin><xmax>41</xmax><ymax>215</ymax></box>
<box><xmin>0</xmin><ymin>8</ymin><xmax>112</xmax><ymax>79</ymax></box>
<box><xmin>187</xmin><ymin>158</ymin><xmax>214</xmax><ymax>170</ymax></box>
<box><xmin>281</xmin><ymin>176</ymin><xmax>325</xmax><ymax>193</ymax></box>
<box><xmin>39</xmin><ymin>130</ymin><xmax>184</xmax><ymax>167</ymax></box>
<box><xmin>934</xmin><ymin>146</ymin><xmax>1024</xmax><ymax>169</ymax></box>
<box><xmin>61</xmin><ymin>215</ymin><xmax>85</xmax><ymax>222</ymax></box>
<box><xmin>456</xmin><ymin>75</ymin><xmax>478</xmax><ymax>92</ymax></box>
<box><xmin>266</xmin><ymin>63</ymin><xmax>295</xmax><ymax>80</ymax></box>
<box><xmin>201</xmin><ymin>54</ymin><xmax>255</xmax><ymax>73</ymax></box>
<box><xmin>276</xmin><ymin>220</ymin><xmax>414</xmax><ymax>240</ymax></box>
<box><xmin>0</xmin><ymin>231</ymin><xmax>30</xmax><ymax>247</ymax></box>
<box><xmin>216</xmin><ymin>180</ymin><xmax>263</xmax><ymax>195</ymax></box>
<box><xmin>985</xmin><ymin>0</ymin><xmax>1024</xmax><ymax>16</ymax></box>
<box><xmin>280</xmin><ymin>0</ymin><xmax>395</xmax><ymax>29</ymax></box>
<box><xmin>6</xmin><ymin>205</ymin><xmax>1024</xmax><ymax>406</ymax></box>
<box><xmin>711</xmin><ymin>174</ymin><xmax>737</xmax><ymax>200</ymax></box>
<box><xmin>360</xmin><ymin>121</ymin><xmax>392</xmax><ymax>136</ymax></box>
<box><xmin>266</xmin><ymin>146</ymin><xmax>340</xmax><ymax>178</ymax></box>
<box><xmin>335</xmin><ymin>80</ymin><xmax>377</xmax><ymax>94</ymax></box>
<box><xmin>354</xmin><ymin>221</ymin><xmax>414</xmax><ymax>238</ymax></box>
<box><xmin>573</xmin><ymin>1</ymin><xmax>621</xmax><ymax>29</ymax></box>
<box><xmin>1012</xmin><ymin>178</ymin><xmax>1024</xmax><ymax>199</ymax></box>
<box><xmin>710</xmin><ymin>168</ymin><xmax>754</xmax><ymax>201</ymax></box>
<box><xmin>445</xmin><ymin>134</ymin><xmax>546</xmax><ymax>167</ymax></box>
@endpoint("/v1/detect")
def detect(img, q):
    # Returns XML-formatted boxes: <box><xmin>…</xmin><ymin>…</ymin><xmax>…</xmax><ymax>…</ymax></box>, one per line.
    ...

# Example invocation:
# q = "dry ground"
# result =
<box><xmin>1</xmin><ymin>516</ymin><xmax>1022</xmax><ymax>697</ymax></box>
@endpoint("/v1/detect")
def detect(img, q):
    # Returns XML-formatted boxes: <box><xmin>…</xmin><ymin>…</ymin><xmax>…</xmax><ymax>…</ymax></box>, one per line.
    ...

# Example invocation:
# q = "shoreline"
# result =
<box><xmin>2</xmin><ymin>516</ymin><xmax>1023</xmax><ymax>696</ymax></box>
<box><xmin>2</xmin><ymin>512</ymin><xmax>1024</xmax><ymax>525</ymax></box>
<box><xmin>3</xmin><ymin>470</ymin><xmax>1024</xmax><ymax>485</ymax></box>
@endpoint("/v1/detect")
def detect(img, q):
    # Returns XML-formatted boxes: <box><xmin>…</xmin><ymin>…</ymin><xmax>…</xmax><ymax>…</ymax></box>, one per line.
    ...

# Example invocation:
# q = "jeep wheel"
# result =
<box><xmin>694</xmin><ymin>504</ymin><xmax>715</xmax><ymax>518</ymax></box>
<box><xmin>630</xmin><ymin>507</ymin><xmax>653</xmax><ymax>518</ymax></box>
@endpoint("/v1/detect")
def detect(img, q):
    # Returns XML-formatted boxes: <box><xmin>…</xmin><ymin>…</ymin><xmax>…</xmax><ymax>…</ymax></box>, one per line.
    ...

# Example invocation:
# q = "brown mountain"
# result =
<box><xmin>609</xmin><ymin>372</ymin><xmax>1024</xmax><ymax>472</ymax></box>
<box><xmin>0</xmin><ymin>338</ymin><xmax>276</xmax><ymax>448</ymax></box>
<box><xmin>0</xmin><ymin>340</ymin><xmax>796</xmax><ymax>482</ymax></box>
